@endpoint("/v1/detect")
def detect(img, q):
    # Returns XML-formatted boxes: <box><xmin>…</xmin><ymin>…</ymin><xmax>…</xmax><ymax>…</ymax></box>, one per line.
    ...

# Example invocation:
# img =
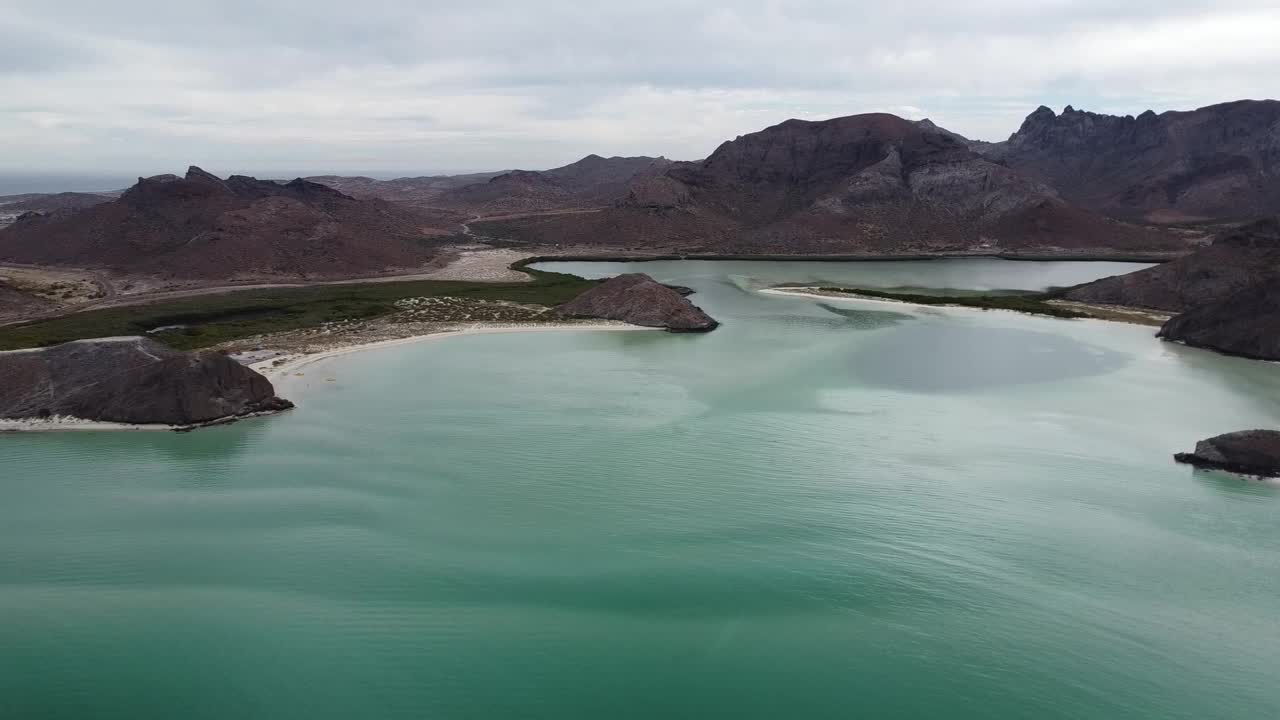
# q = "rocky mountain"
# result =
<box><xmin>0</xmin><ymin>167</ymin><xmax>454</xmax><ymax>279</ymax></box>
<box><xmin>981</xmin><ymin>100</ymin><xmax>1280</xmax><ymax>223</ymax></box>
<box><xmin>556</xmin><ymin>273</ymin><xmax>718</xmax><ymax>331</ymax></box>
<box><xmin>0</xmin><ymin>337</ymin><xmax>292</xmax><ymax>427</ymax></box>
<box><xmin>1175</xmin><ymin>430</ymin><xmax>1280</xmax><ymax>478</ymax></box>
<box><xmin>478</xmin><ymin>113</ymin><xmax>1187</xmax><ymax>255</ymax></box>
<box><xmin>1062</xmin><ymin>218</ymin><xmax>1280</xmax><ymax>311</ymax></box>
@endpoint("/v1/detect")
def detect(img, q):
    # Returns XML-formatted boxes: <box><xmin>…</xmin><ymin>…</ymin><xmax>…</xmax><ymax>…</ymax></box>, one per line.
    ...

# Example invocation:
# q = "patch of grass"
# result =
<box><xmin>0</xmin><ymin>267</ymin><xmax>596</xmax><ymax>351</ymax></box>
<box><xmin>815</xmin><ymin>287</ymin><xmax>1091</xmax><ymax>319</ymax></box>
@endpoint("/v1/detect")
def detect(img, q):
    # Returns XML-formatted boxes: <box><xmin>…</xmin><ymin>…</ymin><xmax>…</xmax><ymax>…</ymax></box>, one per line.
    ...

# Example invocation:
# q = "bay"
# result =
<box><xmin>2</xmin><ymin>259</ymin><xmax>1278</xmax><ymax>719</ymax></box>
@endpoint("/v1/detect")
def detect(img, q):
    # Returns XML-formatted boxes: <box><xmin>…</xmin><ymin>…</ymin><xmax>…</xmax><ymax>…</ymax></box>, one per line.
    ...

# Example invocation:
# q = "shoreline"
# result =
<box><xmin>513</xmin><ymin>250</ymin><xmax>1179</xmax><ymax>269</ymax></box>
<box><xmin>0</xmin><ymin>322</ymin><xmax>655</xmax><ymax>434</ymax></box>
<box><xmin>760</xmin><ymin>287</ymin><xmax>1170</xmax><ymax>325</ymax></box>
<box><xmin>0</xmin><ymin>407</ymin><xmax>291</xmax><ymax>434</ymax></box>
<box><xmin>252</xmin><ymin>321</ymin><xmax>658</xmax><ymax>398</ymax></box>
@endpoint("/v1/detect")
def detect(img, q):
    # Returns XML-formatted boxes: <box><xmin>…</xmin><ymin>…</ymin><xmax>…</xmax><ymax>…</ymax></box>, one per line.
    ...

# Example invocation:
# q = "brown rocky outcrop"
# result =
<box><xmin>0</xmin><ymin>337</ymin><xmax>292</xmax><ymax>427</ymax></box>
<box><xmin>1175</xmin><ymin>430</ymin><xmax>1280</xmax><ymax>477</ymax></box>
<box><xmin>556</xmin><ymin>273</ymin><xmax>718</xmax><ymax>331</ymax></box>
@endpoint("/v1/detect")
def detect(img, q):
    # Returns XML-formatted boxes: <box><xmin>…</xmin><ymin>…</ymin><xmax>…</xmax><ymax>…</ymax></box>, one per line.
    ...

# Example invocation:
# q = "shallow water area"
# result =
<box><xmin>3</xmin><ymin>258</ymin><xmax>1279</xmax><ymax>719</ymax></box>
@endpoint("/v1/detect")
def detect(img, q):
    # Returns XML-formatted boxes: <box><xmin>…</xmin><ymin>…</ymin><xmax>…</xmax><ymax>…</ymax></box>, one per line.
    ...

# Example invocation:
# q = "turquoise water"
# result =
<box><xmin>3</xmin><ymin>259</ymin><xmax>1279</xmax><ymax>719</ymax></box>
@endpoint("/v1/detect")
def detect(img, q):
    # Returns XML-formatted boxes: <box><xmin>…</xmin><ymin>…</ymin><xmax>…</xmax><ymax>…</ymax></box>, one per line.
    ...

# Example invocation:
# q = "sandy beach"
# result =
<box><xmin>254</xmin><ymin>321</ymin><xmax>656</xmax><ymax>398</ymax></box>
<box><xmin>0</xmin><ymin>321</ymin><xmax>655</xmax><ymax>433</ymax></box>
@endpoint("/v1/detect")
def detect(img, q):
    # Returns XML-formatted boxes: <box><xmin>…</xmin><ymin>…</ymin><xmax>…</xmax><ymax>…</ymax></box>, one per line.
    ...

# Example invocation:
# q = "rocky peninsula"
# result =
<box><xmin>1174</xmin><ymin>430</ymin><xmax>1280</xmax><ymax>478</ymax></box>
<box><xmin>0</xmin><ymin>337</ymin><xmax>292</xmax><ymax>430</ymax></box>
<box><xmin>1062</xmin><ymin>218</ymin><xmax>1280</xmax><ymax>360</ymax></box>
<box><xmin>555</xmin><ymin>273</ymin><xmax>719</xmax><ymax>331</ymax></box>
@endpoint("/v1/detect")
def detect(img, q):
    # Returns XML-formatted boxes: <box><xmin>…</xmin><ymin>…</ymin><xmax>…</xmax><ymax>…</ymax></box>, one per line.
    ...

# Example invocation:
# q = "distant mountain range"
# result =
<box><xmin>468</xmin><ymin>112</ymin><xmax>1188</xmax><ymax>255</ymax></box>
<box><xmin>2</xmin><ymin>99</ymin><xmax>1277</xmax><ymax>279</ymax></box>
<box><xmin>307</xmin><ymin>155</ymin><xmax>671</xmax><ymax>216</ymax></box>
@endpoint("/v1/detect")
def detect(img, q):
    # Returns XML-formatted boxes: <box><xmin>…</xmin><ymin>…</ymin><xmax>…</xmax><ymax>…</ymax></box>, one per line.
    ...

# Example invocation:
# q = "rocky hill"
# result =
<box><xmin>477</xmin><ymin>113</ymin><xmax>1188</xmax><ymax>255</ymax></box>
<box><xmin>0</xmin><ymin>167</ymin><xmax>455</xmax><ymax>279</ymax></box>
<box><xmin>981</xmin><ymin>100</ymin><xmax>1280</xmax><ymax>223</ymax></box>
<box><xmin>0</xmin><ymin>337</ymin><xmax>291</xmax><ymax>427</ymax></box>
<box><xmin>1062</xmin><ymin>218</ymin><xmax>1280</xmax><ymax>311</ymax></box>
<box><xmin>556</xmin><ymin>273</ymin><xmax>718</xmax><ymax>331</ymax></box>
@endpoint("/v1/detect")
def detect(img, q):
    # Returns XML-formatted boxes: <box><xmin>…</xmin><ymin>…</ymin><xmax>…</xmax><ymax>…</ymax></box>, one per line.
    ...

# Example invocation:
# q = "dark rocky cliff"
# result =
<box><xmin>1158</xmin><ymin>282</ymin><xmax>1280</xmax><ymax>361</ymax></box>
<box><xmin>0</xmin><ymin>337</ymin><xmax>292</xmax><ymax>427</ymax></box>
<box><xmin>1175</xmin><ymin>430</ymin><xmax>1280</xmax><ymax>477</ymax></box>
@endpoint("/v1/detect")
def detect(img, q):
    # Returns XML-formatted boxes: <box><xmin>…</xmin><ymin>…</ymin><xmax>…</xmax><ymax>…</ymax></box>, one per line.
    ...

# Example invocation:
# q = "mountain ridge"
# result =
<box><xmin>979</xmin><ymin>99</ymin><xmax>1280</xmax><ymax>223</ymax></box>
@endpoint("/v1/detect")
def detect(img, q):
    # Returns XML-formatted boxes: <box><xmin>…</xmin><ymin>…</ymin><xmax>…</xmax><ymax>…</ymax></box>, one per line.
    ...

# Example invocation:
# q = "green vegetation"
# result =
<box><xmin>0</xmin><ymin>266</ymin><xmax>595</xmax><ymax>351</ymax></box>
<box><xmin>815</xmin><ymin>287</ymin><xmax>1090</xmax><ymax>319</ymax></box>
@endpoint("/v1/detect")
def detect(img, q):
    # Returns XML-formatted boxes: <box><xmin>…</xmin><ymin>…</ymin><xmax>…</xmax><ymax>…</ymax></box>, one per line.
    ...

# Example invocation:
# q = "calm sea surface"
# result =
<box><xmin>3</xmin><ymin>259</ymin><xmax>1279</xmax><ymax>719</ymax></box>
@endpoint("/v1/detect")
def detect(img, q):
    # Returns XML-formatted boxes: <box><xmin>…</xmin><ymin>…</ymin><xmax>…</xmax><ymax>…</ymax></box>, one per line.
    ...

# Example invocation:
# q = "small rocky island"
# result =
<box><xmin>1174</xmin><ymin>430</ymin><xmax>1280</xmax><ymax>478</ymax></box>
<box><xmin>0</xmin><ymin>337</ymin><xmax>292</xmax><ymax>429</ymax></box>
<box><xmin>557</xmin><ymin>273</ymin><xmax>719</xmax><ymax>331</ymax></box>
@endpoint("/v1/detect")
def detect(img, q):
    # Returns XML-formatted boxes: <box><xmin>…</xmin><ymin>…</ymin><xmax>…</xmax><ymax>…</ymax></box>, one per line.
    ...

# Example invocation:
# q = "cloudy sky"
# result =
<box><xmin>2</xmin><ymin>0</ymin><xmax>1278</xmax><ymax>178</ymax></box>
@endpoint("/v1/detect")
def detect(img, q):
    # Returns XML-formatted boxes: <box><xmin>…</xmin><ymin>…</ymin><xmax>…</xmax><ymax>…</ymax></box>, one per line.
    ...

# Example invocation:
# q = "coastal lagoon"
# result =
<box><xmin>3</xmin><ymin>259</ymin><xmax>1280</xmax><ymax>719</ymax></box>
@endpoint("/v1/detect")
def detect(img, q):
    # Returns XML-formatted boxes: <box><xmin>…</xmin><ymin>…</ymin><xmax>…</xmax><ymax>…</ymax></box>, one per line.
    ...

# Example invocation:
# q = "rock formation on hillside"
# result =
<box><xmin>1175</xmin><ymin>430</ymin><xmax>1280</xmax><ymax>477</ymax></box>
<box><xmin>556</xmin><ymin>273</ymin><xmax>718</xmax><ymax>331</ymax></box>
<box><xmin>1062</xmin><ymin>218</ymin><xmax>1280</xmax><ymax>312</ymax></box>
<box><xmin>475</xmin><ymin>113</ymin><xmax>1187</xmax><ymax>256</ymax></box>
<box><xmin>0</xmin><ymin>337</ymin><xmax>292</xmax><ymax>427</ymax></box>
<box><xmin>0</xmin><ymin>167</ymin><xmax>452</xmax><ymax>279</ymax></box>
<box><xmin>981</xmin><ymin>100</ymin><xmax>1280</xmax><ymax>223</ymax></box>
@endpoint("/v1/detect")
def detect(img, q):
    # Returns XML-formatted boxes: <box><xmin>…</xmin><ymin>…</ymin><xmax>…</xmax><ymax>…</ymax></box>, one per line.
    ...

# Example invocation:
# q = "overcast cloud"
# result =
<box><xmin>2</xmin><ymin>0</ymin><xmax>1278</xmax><ymax>177</ymax></box>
